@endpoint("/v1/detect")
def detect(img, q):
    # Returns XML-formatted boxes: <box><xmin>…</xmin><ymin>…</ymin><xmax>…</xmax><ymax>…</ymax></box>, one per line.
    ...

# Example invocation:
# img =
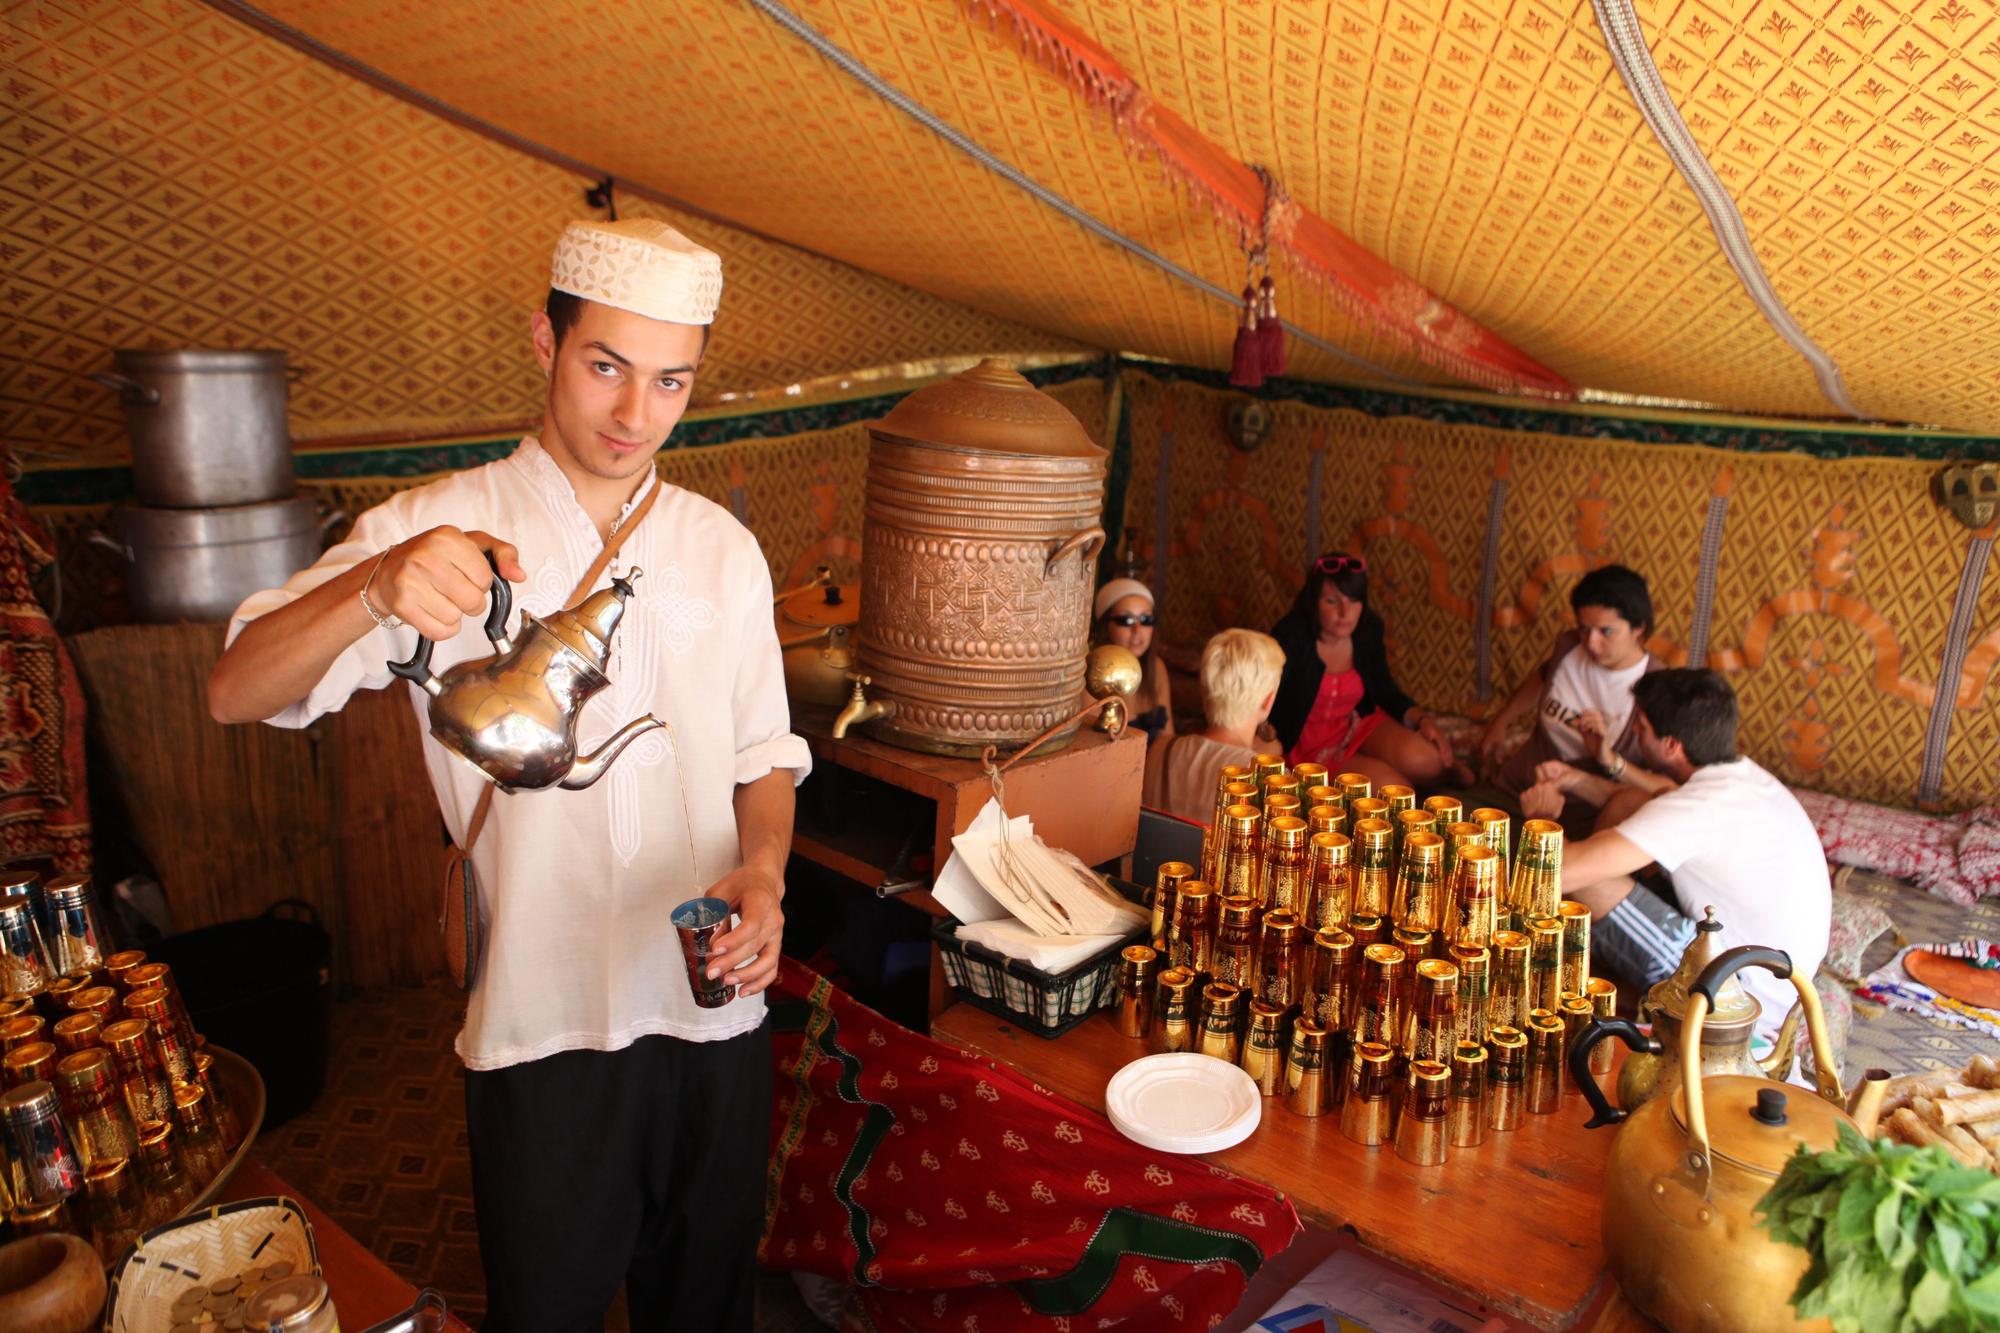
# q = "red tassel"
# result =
<box><xmin>1257</xmin><ymin>275</ymin><xmax>1286</xmax><ymax>377</ymax></box>
<box><xmin>1230</xmin><ymin>284</ymin><xmax>1263</xmax><ymax>388</ymax></box>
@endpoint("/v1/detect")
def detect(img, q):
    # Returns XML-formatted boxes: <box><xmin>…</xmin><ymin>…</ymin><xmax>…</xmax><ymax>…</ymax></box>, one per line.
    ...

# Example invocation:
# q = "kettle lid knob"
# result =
<box><xmin>1752</xmin><ymin>1088</ymin><xmax>1789</xmax><ymax>1126</ymax></box>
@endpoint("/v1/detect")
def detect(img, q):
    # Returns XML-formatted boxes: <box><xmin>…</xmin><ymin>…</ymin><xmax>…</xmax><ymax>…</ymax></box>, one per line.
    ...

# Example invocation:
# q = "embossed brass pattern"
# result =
<box><xmin>857</xmin><ymin>361</ymin><xmax>1107</xmax><ymax>756</ymax></box>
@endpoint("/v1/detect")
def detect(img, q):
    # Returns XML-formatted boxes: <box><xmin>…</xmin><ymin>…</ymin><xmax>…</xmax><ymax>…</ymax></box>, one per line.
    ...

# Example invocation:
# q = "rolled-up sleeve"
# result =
<box><xmin>224</xmin><ymin>505</ymin><xmax>418</xmax><ymax>730</ymax></box>
<box><xmin>729</xmin><ymin>545</ymin><xmax>812</xmax><ymax>787</ymax></box>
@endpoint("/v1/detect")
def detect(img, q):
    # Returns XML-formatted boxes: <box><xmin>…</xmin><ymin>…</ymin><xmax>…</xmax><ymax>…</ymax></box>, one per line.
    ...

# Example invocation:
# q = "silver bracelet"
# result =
<box><xmin>359</xmin><ymin>548</ymin><xmax>402</xmax><ymax>630</ymax></box>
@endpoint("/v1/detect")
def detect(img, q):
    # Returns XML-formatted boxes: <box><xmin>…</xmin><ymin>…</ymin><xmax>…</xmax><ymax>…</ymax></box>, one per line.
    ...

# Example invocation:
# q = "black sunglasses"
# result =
<box><xmin>1107</xmin><ymin>612</ymin><xmax>1156</xmax><ymax>627</ymax></box>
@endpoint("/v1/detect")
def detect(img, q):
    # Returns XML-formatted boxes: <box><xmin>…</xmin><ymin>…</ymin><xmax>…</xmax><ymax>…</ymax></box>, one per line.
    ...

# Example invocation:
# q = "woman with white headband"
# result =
<box><xmin>1093</xmin><ymin>577</ymin><xmax>1173</xmax><ymax>742</ymax></box>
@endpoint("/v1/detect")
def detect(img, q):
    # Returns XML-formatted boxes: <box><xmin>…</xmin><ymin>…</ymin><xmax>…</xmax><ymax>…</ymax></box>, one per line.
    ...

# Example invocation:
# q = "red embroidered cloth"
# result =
<box><xmin>0</xmin><ymin>456</ymin><xmax>90</xmax><ymax>874</ymax></box>
<box><xmin>762</xmin><ymin>959</ymin><xmax>1300</xmax><ymax>1330</ymax></box>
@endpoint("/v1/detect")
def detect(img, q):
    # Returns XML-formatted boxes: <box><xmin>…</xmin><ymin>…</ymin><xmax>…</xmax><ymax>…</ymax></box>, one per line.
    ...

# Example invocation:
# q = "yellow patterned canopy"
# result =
<box><xmin>225</xmin><ymin>0</ymin><xmax>2000</xmax><ymax>432</ymax></box>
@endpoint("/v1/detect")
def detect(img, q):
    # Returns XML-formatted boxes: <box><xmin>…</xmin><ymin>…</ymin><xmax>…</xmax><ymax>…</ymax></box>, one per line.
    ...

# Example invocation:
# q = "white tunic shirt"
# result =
<box><xmin>227</xmin><ymin>438</ymin><xmax>811</xmax><ymax>1070</ymax></box>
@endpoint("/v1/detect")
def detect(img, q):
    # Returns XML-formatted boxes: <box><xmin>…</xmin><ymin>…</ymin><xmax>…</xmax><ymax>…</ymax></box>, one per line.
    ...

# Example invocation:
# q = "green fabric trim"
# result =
<box><xmin>1011</xmin><ymin>1205</ymin><xmax>1266</xmax><ymax>1315</ymax></box>
<box><xmin>15</xmin><ymin>360</ymin><xmax>1113</xmax><ymax>506</ymax></box>
<box><xmin>1120</xmin><ymin>362</ymin><xmax>2000</xmax><ymax>460</ymax></box>
<box><xmin>764</xmin><ymin>986</ymin><xmax>831</xmax><ymax>1237</ymax></box>
<box><xmin>803</xmin><ymin>991</ymin><xmax>895</xmax><ymax>1287</ymax></box>
<box><xmin>28</xmin><ymin>352</ymin><xmax>1987</xmax><ymax>506</ymax></box>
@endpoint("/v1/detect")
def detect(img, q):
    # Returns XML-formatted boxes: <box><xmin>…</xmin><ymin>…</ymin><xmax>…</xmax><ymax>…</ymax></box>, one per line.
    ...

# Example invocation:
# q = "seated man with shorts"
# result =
<box><xmin>1523</xmin><ymin>669</ymin><xmax>1829</xmax><ymax>1044</ymax></box>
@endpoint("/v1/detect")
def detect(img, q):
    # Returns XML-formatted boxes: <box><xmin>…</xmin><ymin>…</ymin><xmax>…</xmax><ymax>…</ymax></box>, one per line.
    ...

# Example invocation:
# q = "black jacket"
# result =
<box><xmin>1268</xmin><ymin>610</ymin><xmax>1419</xmax><ymax>753</ymax></box>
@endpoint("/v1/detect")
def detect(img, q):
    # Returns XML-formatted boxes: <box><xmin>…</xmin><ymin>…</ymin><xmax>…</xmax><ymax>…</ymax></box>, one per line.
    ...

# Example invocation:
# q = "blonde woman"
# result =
<box><xmin>1143</xmin><ymin>628</ymin><xmax>1284</xmax><ymax>822</ymax></box>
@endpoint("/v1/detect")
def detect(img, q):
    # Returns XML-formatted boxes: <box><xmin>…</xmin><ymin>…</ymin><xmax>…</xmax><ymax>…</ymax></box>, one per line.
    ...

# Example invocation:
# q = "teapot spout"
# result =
<box><xmin>560</xmin><ymin>714</ymin><xmax>667</xmax><ymax>790</ymax></box>
<box><xmin>1758</xmin><ymin>998</ymin><xmax>1805</xmax><ymax>1083</ymax></box>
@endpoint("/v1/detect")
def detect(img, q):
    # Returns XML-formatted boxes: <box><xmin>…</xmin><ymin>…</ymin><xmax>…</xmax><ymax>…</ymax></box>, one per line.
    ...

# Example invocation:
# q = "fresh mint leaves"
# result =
<box><xmin>1757</xmin><ymin>1124</ymin><xmax>2000</xmax><ymax>1332</ymax></box>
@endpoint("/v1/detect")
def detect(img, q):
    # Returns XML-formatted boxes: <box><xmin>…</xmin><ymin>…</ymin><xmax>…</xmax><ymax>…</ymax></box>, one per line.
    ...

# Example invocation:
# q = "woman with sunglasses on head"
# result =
<box><xmin>1092</xmin><ymin>578</ymin><xmax>1174</xmax><ymax>742</ymax></box>
<box><xmin>1269</xmin><ymin>552</ymin><xmax>1470</xmax><ymax>788</ymax></box>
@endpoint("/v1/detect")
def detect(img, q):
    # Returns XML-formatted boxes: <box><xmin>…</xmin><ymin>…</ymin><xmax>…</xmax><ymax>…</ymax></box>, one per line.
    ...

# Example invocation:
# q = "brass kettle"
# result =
<box><xmin>774</xmin><ymin>568</ymin><xmax>859</xmax><ymax>709</ymax></box>
<box><xmin>388</xmin><ymin>552</ymin><xmax>664</xmax><ymax>791</ymax></box>
<box><xmin>1617</xmin><ymin>906</ymin><xmax>1802</xmax><ymax>1115</ymax></box>
<box><xmin>1572</xmin><ymin>946</ymin><xmax>1850</xmax><ymax>1333</ymax></box>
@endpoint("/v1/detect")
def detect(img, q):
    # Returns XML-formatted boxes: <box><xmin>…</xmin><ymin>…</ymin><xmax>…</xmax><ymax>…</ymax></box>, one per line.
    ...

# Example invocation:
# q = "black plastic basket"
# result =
<box><xmin>931</xmin><ymin>877</ymin><xmax>1147</xmax><ymax>1039</ymax></box>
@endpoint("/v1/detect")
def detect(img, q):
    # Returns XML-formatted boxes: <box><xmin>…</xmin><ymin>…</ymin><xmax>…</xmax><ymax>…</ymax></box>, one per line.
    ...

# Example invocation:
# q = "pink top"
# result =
<box><xmin>1288</xmin><ymin>668</ymin><xmax>1384</xmax><ymax>768</ymax></box>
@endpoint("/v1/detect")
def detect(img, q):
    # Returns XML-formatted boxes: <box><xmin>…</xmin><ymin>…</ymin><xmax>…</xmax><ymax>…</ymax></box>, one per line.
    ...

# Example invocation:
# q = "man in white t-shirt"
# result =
<box><xmin>1483</xmin><ymin>566</ymin><xmax>1663</xmax><ymax>825</ymax></box>
<box><xmin>1525</xmin><ymin>669</ymin><xmax>1829</xmax><ymax>1042</ymax></box>
<box><xmin>208</xmin><ymin>220</ymin><xmax>807</xmax><ymax>1331</ymax></box>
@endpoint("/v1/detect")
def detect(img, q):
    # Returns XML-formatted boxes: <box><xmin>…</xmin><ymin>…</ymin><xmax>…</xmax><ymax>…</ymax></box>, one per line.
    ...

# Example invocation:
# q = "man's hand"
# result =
<box><xmin>1576</xmin><ymin>708</ymin><xmax>1619</xmax><ymax>769</ymax></box>
<box><xmin>1534</xmin><ymin>759</ymin><xmax>1584</xmax><ymax>794</ymax></box>
<box><xmin>1521</xmin><ymin>780</ymin><xmax>1564</xmax><ymax>821</ymax></box>
<box><xmin>1477</xmin><ymin>715</ymin><xmax>1515</xmax><ymax>770</ymax></box>
<box><xmin>702</xmin><ymin>865</ymin><xmax>785</xmax><ymax>998</ymax></box>
<box><xmin>374</xmin><ymin>526</ymin><xmax>527</xmax><ymax>640</ymax></box>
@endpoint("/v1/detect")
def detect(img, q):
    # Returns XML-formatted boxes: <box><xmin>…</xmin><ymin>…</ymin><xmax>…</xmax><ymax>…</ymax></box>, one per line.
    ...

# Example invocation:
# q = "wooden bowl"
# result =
<box><xmin>0</xmin><ymin>1233</ymin><xmax>106</xmax><ymax>1333</ymax></box>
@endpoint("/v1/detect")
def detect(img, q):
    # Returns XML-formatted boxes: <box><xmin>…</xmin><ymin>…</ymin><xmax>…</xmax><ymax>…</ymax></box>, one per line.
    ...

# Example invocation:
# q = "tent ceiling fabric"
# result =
<box><xmin>239</xmin><ymin>0</ymin><xmax>1996</xmax><ymax>430</ymax></box>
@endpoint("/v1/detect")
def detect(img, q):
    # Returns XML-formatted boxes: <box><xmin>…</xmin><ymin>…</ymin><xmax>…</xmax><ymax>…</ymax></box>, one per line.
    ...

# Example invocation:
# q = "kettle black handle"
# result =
<box><xmin>1570</xmin><ymin>1018</ymin><xmax>1661</xmax><ymax>1129</ymax></box>
<box><xmin>1689</xmin><ymin>944</ymin><xmax>1792</xmax><ymax>1007</ymax></box>
<box><xmin>388</xmin><ymin>549</ymin><xmax>514</xmax><ymax>686</ymax></box>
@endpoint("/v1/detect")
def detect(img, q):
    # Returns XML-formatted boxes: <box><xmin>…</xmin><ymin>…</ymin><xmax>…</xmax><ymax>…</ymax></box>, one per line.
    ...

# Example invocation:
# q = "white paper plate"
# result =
<box><xmin>1105</xmin><ymin>1053</ymin><xmax>1261</xmax><ymax>1154</ymax></box>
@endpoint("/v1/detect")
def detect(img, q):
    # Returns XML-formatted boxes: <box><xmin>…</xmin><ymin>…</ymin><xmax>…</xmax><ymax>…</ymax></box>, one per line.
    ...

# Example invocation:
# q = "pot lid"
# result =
<box><xmin>780</xmin><ymin>583</ymin><xmax>860</xmax><ymax>629</ymax></box>
<box><xmin>1644</xmin><ymin>905</ymin><xmax>1761</xmax><ymax>1031</ymax></box>
<box><xmin>1671</xmin><ymin>1075</ymin><xmax>1854</xmax><ymax>1177</ymax></box>
<box><xmin>871</xmin><ymin>359</ymin><xmax>1104</xmax><ymax>459</ymax></box>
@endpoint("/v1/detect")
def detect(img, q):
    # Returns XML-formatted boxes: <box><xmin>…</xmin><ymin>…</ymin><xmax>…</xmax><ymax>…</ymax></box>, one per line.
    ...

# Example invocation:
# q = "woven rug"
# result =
<box><xmin>1835</xmin><ymin>868</ymin><xmax>2000</xmax><ymax>1078</ymax></box>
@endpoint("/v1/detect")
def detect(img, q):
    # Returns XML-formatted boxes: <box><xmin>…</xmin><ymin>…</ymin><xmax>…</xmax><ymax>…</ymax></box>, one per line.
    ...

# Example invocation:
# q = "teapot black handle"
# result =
<box><xmin>388</xmin><ymin>549</ymin><xmax>514</xmax><ymax>686</ymax></box>
<box><xmin>479</xmin><ymin>548</ymin><xmax>514</xmax><ymax>646</ymax></box>
<box><xmin>1689</xmin><ymin>945</ymin><xmax>1792</xmax><ymax>1007</ymax></box>
<box><xmin>1570</xmin><ymin>1018</ymin><xmax>1661</xmax><ymax>1129</ymax></box>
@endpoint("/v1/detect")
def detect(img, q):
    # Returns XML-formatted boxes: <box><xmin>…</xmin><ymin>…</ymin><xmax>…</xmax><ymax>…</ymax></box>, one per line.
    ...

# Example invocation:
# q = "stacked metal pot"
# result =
<box><xmin>90</xmin><ymin>350</ymin><xmax>333</xmax><ymax>622</ymax></box>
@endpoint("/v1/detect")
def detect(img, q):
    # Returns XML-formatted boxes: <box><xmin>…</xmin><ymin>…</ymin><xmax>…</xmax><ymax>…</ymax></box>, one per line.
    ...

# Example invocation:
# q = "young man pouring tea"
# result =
<box><xmin>209</xmin><ymin>219</ymin><xmax>805</xmax><ymax>1330</ymax></box>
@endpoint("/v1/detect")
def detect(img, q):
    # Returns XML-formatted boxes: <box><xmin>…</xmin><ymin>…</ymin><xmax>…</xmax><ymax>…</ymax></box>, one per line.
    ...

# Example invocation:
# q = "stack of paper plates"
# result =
<box><xmin>1105</xmin><ymin>1053</ymin><xmax>1262</xmax><ymax>1154</ymax></box>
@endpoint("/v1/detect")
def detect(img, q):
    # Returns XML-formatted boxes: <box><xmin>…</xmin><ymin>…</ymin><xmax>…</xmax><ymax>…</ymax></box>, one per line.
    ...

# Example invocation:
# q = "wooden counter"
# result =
<box><xmin>934</xmin><ymin>1002</ymin><xmax>1654</xmax><ymax>1332</ymax></box>
<box><xmin>793</xmin><ymin>705</ymin><xmax>1146</xmax><ymax>905</ymax></box>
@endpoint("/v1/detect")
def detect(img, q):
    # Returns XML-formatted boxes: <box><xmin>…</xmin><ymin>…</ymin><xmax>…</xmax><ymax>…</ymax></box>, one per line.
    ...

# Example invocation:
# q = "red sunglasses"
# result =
<box><xmin>1314</xmin><ymin>553</ymin><xmax>1367</xmax><ymax>575</ymax></box>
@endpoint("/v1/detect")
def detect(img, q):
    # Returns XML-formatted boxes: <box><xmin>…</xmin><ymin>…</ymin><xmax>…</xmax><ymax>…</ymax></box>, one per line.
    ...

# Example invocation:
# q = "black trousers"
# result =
<box><xmin>463</xmin><ymin>1022</ymin><xmax>772</xmax><ymax>1332</ymax></box>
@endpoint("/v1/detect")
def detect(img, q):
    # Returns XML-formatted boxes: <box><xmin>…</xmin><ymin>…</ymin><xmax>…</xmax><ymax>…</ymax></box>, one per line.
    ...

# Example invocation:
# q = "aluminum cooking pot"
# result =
<box><xmin>89</xmin><ymin>348</ymin><xmax>298</xmax><ymax>508</ymax></box>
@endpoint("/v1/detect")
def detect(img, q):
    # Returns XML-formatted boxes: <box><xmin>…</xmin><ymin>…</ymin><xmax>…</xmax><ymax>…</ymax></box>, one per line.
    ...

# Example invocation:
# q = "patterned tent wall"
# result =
<box><xmin>1117</xmin><ymin>371</ymin><xmax>1998</xmax><ymax>812</ymax></box>
<box><xmin>1</xmin><ymin>0</ymin><xmax>1080</xmax><ymax>467</ymax></box>
<box><xmin>29</xmin><ymin>361</ymin><xmax>1989</xmax><ymax>810</ymax></box>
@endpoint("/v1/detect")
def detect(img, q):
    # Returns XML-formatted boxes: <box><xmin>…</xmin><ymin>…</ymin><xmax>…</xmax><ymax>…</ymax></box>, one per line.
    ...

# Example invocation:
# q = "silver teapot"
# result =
<box><xmin>388</xmin><ymin>552</ymin><xmax>663</xmax><ymax>791</ymax></box>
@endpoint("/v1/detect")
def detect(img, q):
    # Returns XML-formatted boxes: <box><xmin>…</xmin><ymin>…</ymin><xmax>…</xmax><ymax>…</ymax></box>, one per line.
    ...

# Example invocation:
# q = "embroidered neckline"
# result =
<box><xmin>511</xmin><ymin>436</ymin><xmax>661</xmax><ymax>542</ymax></box>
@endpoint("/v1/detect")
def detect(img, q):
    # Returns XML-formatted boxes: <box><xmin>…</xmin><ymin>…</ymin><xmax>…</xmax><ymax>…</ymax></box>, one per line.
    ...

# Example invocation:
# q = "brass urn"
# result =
<box><xmin>850</xmin><ymin>359</ymin><xmax>1107</xmax><ymax>756</ymax></box>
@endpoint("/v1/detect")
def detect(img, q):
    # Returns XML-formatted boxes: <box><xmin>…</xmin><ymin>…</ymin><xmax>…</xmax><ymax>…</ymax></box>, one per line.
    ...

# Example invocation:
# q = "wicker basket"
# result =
<box><xmin>104</xmin><ymin>1196</ymin><xmax>318</xmax><ymax>1333</ymax></box>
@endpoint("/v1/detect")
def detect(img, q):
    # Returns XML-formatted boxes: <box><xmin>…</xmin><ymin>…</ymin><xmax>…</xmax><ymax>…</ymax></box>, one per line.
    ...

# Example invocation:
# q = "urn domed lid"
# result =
<box><xmin>871</xmin><ymin>359</ymin><xmax>1104</xmax><ymax>460</ymax></box>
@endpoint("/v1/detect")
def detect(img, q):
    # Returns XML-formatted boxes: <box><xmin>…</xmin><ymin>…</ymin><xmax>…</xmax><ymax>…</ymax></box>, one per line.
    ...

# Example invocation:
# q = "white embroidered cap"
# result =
<box><xmin>549</xmin><ymin>218</ymin><xmax>723</xmax><ymax>325</ymax></box>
